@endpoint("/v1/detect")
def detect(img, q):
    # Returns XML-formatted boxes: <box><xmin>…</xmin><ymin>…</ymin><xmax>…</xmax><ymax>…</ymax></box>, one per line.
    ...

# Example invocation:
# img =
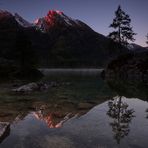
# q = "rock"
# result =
<box><xmin>12</xmin><ymin>81</ymin><xmax>52</xmax><ymax>93</ymax></box>
<box><xmin>49</xmin><ymin>81</ymin><xmax>59</xmax><ymax>87</ymax></box>
<box><xmin>12</xmin><ymin>81</ymin><xmax>71</xmax><ymax>93</ymax></box>
<box><xmin>12</xmin><ymin>82</ymin><xmax>39</xmax><ymax>93</ymax></box>
<box><xmin>37</xmin><ymin>82</ymin><xmax>50</xmax><ymax>91</ymax></box>
<box><xmin>78</xmin><ymin>102</ymin><xmax>94</xmax><ymax>110</ymax></box>
<box><xmin>0</xmin><ymin>122</ymin><xmax>10</xmax><ymax>143</ymax></box>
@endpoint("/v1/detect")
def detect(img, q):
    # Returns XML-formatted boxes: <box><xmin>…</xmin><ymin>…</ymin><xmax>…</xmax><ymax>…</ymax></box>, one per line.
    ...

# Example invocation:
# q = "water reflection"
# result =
<box><xmin>0</xmin><ymin>73</ymin><xmax>108</xmax><ymax>146</ymax></box>
<box><xmin>31</xmin><ymin>99</ymin><xmax>102</xmax><ymax>129</ymax></box>
<box><xmin>107</xmin><ymin>96</ymin><xmax>135</xmax><ymax>144</ymax></box>
<box><xmin>0</xmin><ymin>71</ymin><xmax>148</xmax><ymax>148</ymax></box>
<box><xmin>146</xmin><ymin>109</ymin><xmax>148</xmax><ymax>119</ymax></box>
<box><xmin>107</xmin><ymin>78</ymin><xmax>148</xmax><ymax>100</ymax></box>
<box><xmin>0</xmin><ymin>97</ymin><xmax>148</xmax><ymax>148</ymax></box>
<box><xmin>34</xmin><ymin>111</ymin><xmax>73</xmax><ymax>128</ymax></box>
<box><xmin>0</xmin><ymin>99</ymin><xmax>101</xmax><ymax>144</ymax></box>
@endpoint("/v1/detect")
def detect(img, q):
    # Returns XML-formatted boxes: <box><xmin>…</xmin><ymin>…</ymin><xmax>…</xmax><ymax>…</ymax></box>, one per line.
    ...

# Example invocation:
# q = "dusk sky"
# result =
<box><xmin>0</xmin><ymin>0</ymin><xmax>148</xmax><ymax>46</ymax></box>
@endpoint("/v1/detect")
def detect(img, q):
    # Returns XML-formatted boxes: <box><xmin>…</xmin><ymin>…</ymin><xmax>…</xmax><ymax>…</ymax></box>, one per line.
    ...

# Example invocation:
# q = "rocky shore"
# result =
<box><xmin>105</xmin><ymin>51</ymin><xmax>148</xmax><ymax>81</ymax></box>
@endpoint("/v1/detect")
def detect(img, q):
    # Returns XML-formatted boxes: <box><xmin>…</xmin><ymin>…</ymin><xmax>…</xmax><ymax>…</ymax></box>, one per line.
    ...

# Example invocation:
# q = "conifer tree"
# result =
<box><xmin>109</xmin><ymin>5</ymin><xmax>136</xmax><ymax>46</ymax></box>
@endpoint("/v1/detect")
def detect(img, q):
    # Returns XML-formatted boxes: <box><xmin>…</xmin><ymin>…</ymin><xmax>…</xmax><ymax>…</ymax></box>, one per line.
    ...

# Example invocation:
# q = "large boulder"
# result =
<box><xmin>0</xmin><ymin>122</ymin><xmax>10</xmax><ymax>143</ymax></box>
<box><xmin>12</xmin><ymin>82</ymin><xmax>39</xmax><ymax>93</ymax></box>
<box><xmin>12</xmin><ymin>82</ymin><xmax>51</xmax><ymax>93</ymax></box>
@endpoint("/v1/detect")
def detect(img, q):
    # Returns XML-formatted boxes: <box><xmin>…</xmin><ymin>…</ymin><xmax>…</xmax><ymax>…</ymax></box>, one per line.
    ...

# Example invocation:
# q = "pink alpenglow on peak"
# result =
<box><xmin>47</xmin><ymin>10</ymin><xmax>64</xmax><ymax>16</ymax></box>
<box><xmin>55</xmin><ymin>10</ymin><xmax>64</xmax><ymax>15</ymax></box>
<box><xmin>34</xmin><ymin>10</ymin><xmax>63</xmax><ymax>25</ymax></box>
<box><xmin>34</xmin><ymin>10</ymin><xmax>88</xmax><ymax>32</ymax></box>
<box><xmin>45</xmin><ymin>10</ymin><xmax>64</xmax><ymax>26</ymax></box>
<box><xmin>34</xmin><ymin>18</ymin><xmax>39</xmax><ymax>24</ymax></box>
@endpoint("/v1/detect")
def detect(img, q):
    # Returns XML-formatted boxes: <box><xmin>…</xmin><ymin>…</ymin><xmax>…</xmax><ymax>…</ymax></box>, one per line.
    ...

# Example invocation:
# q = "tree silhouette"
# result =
<box><xmin>107</xmin><ymin>96</ymin><xmax>135</xmax><ymax>144</ymax></box>
<box><xmin>108</xmin><ymin>5</ymin><xmax>136</xmax><ymax>47</ymax></box>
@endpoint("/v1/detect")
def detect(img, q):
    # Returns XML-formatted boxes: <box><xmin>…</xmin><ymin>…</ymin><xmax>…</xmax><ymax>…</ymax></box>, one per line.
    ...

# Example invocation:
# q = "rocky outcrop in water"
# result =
<box><xmin>105</xmin><ymin>51</ymin><xmax>148</xmax><ymax>81</ymax></box>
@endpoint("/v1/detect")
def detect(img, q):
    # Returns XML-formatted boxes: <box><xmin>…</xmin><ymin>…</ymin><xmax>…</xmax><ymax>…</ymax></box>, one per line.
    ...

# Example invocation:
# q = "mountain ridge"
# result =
<box><xmin>128</xmin><ymin>43</ymin><xmax>148</xmax><ymax>52</ymax></box>
<box><xmin>0</xmin><ymin>9</ymin><xmax>146</xmax><ymax>48</ymax></box>
<box><xmin>34</xmin><ymin>10</ymin><xmax>94</xmax><ymax>32</ymax></box>
<box><xmin>0</xmin><ymin>9</ymin><xmax>128</xmax><ymax>69</ymax></box>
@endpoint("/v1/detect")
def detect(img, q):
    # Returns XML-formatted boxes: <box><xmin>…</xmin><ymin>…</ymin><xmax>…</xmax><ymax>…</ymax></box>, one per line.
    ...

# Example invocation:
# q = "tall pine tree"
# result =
<box><xmin>109</xmin><ymin>5</ymin><xmax>136</xmax><ymax>47</ymax></box>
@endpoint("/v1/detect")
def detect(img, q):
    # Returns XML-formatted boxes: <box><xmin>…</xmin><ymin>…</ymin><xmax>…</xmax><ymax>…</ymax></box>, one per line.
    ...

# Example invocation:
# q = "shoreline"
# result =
<box><xmin>39</xmin><ymin>68</ymin><xmax>104</xmax><ymax>76</ymax></box>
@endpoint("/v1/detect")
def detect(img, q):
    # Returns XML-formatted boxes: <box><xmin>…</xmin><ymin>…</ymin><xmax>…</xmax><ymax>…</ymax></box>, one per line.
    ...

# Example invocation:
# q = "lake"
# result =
<box><xmin>0</xmin><ymin>69</ymin><xmax>148</xmax><ymax>148</ymax></box>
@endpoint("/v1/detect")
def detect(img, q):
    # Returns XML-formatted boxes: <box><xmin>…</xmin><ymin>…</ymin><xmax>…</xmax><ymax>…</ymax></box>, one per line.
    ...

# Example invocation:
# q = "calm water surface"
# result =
<box><xmin>0</xmin><ymin>69</ymin><xmax>148</xmax><ymax>148</ymax></box>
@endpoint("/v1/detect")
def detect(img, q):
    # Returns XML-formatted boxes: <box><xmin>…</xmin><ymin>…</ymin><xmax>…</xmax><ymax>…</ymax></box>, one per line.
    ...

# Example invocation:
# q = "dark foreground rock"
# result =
<box><xmin>0</xmin><ymin>122</ymin><xmax>10</xmax><ymax>143</ymax></box>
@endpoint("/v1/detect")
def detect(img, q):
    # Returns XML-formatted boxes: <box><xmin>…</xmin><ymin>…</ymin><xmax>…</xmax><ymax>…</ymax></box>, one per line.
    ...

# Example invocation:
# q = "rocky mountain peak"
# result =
<box><xmin>14</xmin><ymin>13</ymin><xmax>33</xmax><ymax>28</ymax></box>
<box><xmin>0</xmin><ymin>10</ymin><xmax>13</xmax><ymax>19</ymax></box>
<box><xmin>34</xmin><ymin>10</ymin><xmax>86</xmax><ymax>32</ymax></box>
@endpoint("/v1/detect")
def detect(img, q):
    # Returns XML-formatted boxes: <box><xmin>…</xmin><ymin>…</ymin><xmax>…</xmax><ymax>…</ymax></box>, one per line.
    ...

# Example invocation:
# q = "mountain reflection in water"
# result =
<box><xmin>33</xmin><ymin>108</ymin><xmax>88</xmax><ymax>129</ymax></box>
<box><xmin>33</xmin><ymin>111</ymin><xmax>71</xmax><ymax>128</ymax></box>
<box><xmin>0</xmin><ymin>71</ymin><xmax>148</xmax><ymax>148</ymax></box>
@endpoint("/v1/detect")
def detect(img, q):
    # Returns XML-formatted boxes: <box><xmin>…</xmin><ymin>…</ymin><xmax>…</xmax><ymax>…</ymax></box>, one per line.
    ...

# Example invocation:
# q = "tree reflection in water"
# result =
<box><xmin>107</xmin><ymin>96</ymin><xmax>135</xmax><ymax>144</ymax></box>
<box><xmin>146</xmin><ymin>109</ymin><xmax>148</xmax><ymax>119</ymax></box>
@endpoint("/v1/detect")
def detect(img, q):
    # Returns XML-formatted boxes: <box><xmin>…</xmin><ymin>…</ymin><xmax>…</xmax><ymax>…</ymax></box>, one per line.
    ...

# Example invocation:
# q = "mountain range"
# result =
<box><xmin>0</xmin><ymin>9</ymin><xmax>146</xmax><ymax>70</ymax></box>
<box><xmin>0</xmin><ymin>10</ymin><xmax>120</xmax><ymax>68</ymax></box>
<box><xmin>127</xmin><ymin>43</ymin><xmax>148</xmax><ymax>52</ymax></box>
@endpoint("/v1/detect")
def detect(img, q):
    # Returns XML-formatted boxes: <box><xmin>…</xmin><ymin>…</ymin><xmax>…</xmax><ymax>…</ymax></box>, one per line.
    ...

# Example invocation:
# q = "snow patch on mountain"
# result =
<box><xmin>0</xmin><ymin>10</ymin><xmax>13</xmax><ymax>18</ymax></box>
<box><xmin>0</xmin><ymin>9</ymin><xmax>92</xmax><ymax>33</ymax></box>
<box><xmin>0</xmin><ymin>10</ymin><xmax>10</xmax><ymax>14</ymax></box>
<box><xmin>14</xmin><ymin>13</ymin><xmax>33</xmax><ymax>28</ymax></box>
<box><xmin>34</xmin><ymin>10</ymin><xmax>86</xmax><ymax>32</ymax></box>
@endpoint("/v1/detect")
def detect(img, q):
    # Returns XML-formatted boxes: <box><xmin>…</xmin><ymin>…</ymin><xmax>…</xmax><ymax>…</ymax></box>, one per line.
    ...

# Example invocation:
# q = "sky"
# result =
<box><xmin>0</xmin><ymin>0</ymin><xmax>148</xmax><ymax>46</ymax></box>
